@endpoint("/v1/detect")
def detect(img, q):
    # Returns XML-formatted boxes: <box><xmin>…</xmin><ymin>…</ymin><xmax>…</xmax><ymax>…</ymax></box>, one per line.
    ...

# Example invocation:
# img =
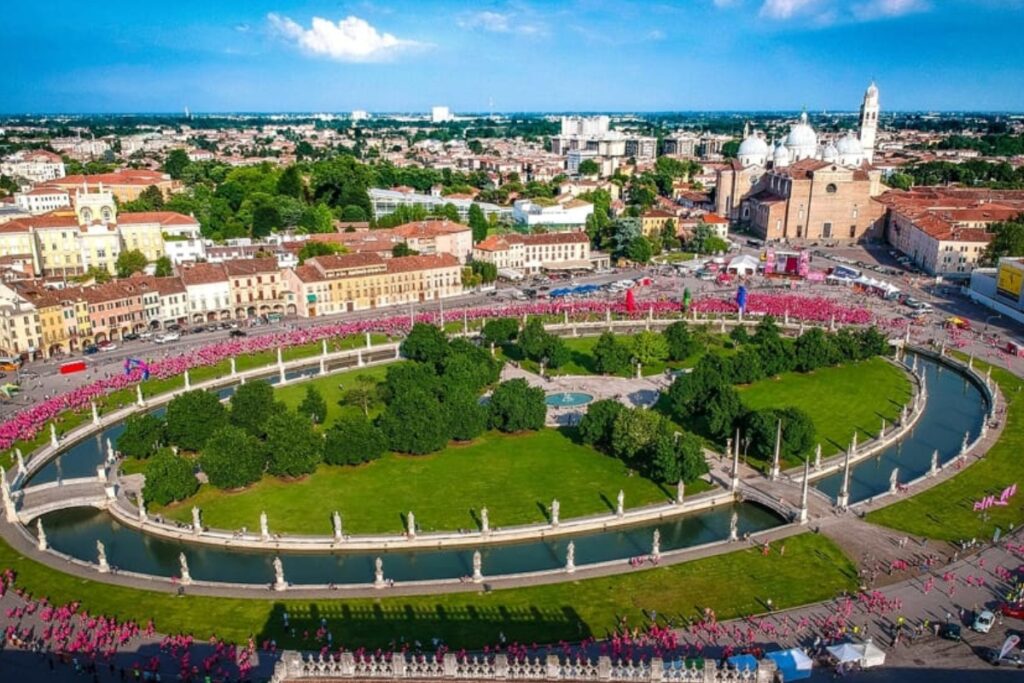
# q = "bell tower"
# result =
<box><xmin>858</xmin><ymin>81</ymin><xmax>880</xmax><ymax>164</ymax></box>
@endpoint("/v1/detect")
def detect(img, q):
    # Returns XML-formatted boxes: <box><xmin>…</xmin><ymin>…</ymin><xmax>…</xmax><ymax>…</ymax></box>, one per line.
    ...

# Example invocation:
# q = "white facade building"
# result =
<box><xmin>14</xmin><ymin>187</ymin><xmax>71</xmax><ymax>215</ymax></box>
<box><xmin>1</xmin><ymin>150</ymin><xmax>66</xmax><ymax>184</ymax></box>
<box><xmin>431</xmin><ymin>106</ymin><xmax>453</xmax><ymax>123</ymax></box>
<box><xmin>512</xmin><ymin>198</ymin><xmax>594</xmax><ymax>231</ymax></box>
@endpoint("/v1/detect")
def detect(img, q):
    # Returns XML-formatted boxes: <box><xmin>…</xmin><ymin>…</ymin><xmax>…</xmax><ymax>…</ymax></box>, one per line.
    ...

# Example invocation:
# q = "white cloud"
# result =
<box><xmin>759</xmin><ymin>0</ymin><xmax>822</xmax><ymax>19</ymax></box>
<box><xmin>759</xmin><ymin>0</ymin><xmax>929</xmax><ymax>22</ymax></box>
<box><xmin>267</xmin><ymin>13</ymin><xmax>425</xmax><ymax>62</ymax></box>
<box><xmin>458</xmin><ymin>11</ymin><xmax>512</xmax><ymax>32</ymax></box>
<box><xmin>647</xmin><ymin>29</ymin><xmax>667</xmax><ymax>40</ymax></box>
<box><xmin>852</xmin><ymin>0</ymin><xmax>929</xmax><ymax>20</ymax></box>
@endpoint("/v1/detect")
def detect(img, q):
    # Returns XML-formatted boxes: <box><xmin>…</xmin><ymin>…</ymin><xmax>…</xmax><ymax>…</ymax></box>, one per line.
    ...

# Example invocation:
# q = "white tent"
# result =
<box><xmin>826</xmin><ymin>641</ymin><xmax>886</xmax><ymax>669</ymax></box>
<box><xmin>826</xmin><ymin>643</ymin><xmax>861</xmax><ymax>664</ymax></box>
<box><xmin>858</xmin><ymin>641</ymin><xmax>886</xmax><ymax>668</ymax></box>
<box><xmin>727</xmin><ymin>254</ymin><xmax>760</xmax><ymax>276</ymax></box>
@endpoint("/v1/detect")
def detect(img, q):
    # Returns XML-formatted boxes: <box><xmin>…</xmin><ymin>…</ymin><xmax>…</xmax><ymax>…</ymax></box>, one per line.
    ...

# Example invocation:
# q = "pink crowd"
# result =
<box><xmin>0</xmin><ymin>293</ymin><xmax>878</xmax><ymax>452</ymax></box>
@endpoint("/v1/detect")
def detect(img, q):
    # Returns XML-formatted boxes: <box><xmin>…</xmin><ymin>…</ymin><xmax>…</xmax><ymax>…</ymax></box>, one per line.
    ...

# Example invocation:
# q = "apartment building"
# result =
<box><xmin>472</xmin><ymin>232</ymin><xmax>594</xmax><ymax>275</ymax></box>
<box><xmin>0</xmin><ymin>150</ymin><xmax>65</xmax><ymax>184</ymax></box>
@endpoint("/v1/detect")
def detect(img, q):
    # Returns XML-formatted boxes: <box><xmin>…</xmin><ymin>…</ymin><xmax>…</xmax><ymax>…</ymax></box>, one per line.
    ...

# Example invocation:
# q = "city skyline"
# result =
<box><xmin>5</xmin><ymin>0</ymin><xmax>1024</xmax><ymax>114</ymax></box>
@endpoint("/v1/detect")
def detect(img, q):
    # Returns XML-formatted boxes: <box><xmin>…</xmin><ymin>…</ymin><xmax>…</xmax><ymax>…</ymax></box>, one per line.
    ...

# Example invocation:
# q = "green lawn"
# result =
<box><xmin>867</xmin><ymin>357</ymin><xmax>1020</xmax><ymax>541</ymax></box>
<box><xmin>740</xmin><ymin>358</ymin><xmax>911</xmax><ymax>463</ymax></box>
<box><xmin>162</xmin><ymin>428</ymin><xmax>678</xmax><ymax>535</ymax></box>
<box><xmin>272</xmin><ymin>364</ymin><xmax>391</xmax><ymax>426</ymax></box>
<box><xmin>0</xmin><ymin>532</ymin><xmax>855</xmax><ymax>649</ymax></box>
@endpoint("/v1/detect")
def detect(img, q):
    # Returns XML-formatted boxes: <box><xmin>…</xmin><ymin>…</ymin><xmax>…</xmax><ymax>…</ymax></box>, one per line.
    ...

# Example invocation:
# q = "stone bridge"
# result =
<box><xmin>10</xmin><ymin>479</ymin><xmax>111</xmax><ymax>524</ymax></box>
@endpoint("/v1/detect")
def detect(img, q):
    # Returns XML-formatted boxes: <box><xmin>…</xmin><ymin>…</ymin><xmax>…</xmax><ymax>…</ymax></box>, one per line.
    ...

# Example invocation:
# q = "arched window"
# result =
<box><xmin>80</xmin><ymin>208</ymin><xmax>92</xmax><ymax>223</ymax></box>
<box><xmin>826</xmin><ymin>183</ymin><xmax>838</xmax><ymax>194</ymax></box>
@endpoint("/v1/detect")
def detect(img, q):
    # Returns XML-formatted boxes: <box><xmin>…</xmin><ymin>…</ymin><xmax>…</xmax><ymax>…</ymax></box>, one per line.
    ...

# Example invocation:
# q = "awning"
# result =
<box><xmin>543</xmin><ymin>260</ymin><xmax>593</xmax><ymax>271</ymax></box>
<box><xmin>726</xmin><ymin>654</ymin><xmax>758</xmax><ymax>671</ymax></box>
<box><xmin>766</xmin><ymin>649</ymin><xmax>813</xmax><ymax>680</ymax></box>
<box><xmin>826</xmin><ymin>643</ymin><xmax>862</xmax><ymax>664</ymax></box>
<box><xmin>498</xmin><ymin>268</ymin><xmax>524</xmax><ymax>280</ymax></box>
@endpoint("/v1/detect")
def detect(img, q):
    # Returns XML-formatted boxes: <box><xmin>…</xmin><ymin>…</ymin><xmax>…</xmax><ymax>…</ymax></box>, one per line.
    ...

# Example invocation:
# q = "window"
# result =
<box><xmin>823</xmin><ymin>222</ymin><xmax>833</xmax><ymax>238</ymax></box>
<box><xmin>826</xmin><ymin>183</ymin><xmax>838</xmax><ymax>194</ymax></box>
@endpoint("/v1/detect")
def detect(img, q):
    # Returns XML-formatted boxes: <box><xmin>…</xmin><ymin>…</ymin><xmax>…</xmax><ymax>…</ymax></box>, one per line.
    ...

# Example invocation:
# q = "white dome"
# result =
<box><xmin>835</xmin><ymin>134</ymin><xmax>863</xmax><ymax>155</ymax></box>
<box><xmin>822</xmin><ymin>143</ymin><xmax>838</xmax><ymax>162</ymax></box>
<box><xmin>773</xmin><ymin>143</ymin><xmax>790</xmax><ymax>167</ymax></box>
<box><xmin>737</xmin><ymin>134</ymin><xmax>769</xmax><ymax>158</ymax></box>
<box><xmin>785</xmin><ymin>112</ymin><xmax>818</xmax><ymax>159</ymax></box>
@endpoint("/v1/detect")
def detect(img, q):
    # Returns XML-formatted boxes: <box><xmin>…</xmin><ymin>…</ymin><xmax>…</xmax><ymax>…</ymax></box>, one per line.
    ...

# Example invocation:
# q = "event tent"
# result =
<box><xmin>727</xmin><ymin>254</ymin><xmax>759</xmax><ymax>276</ymax></box>
<box><xmin>765</xmin><ymin>648</ymin><xmax>814</xmax><ymax>680</ymax></box>
<box><xmin>826</xmin><ymin>641</ymin><xmax>886</xmax><ymax>669</ymax></box>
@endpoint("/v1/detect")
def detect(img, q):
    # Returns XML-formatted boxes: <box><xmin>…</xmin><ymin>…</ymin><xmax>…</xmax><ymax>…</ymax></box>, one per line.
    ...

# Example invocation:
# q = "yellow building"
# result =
<box><xmin>640</xmin><ymin>209</ymin><xmax>676</xmax><ymax>238</ymax></box>
<box><xmin>0</xmin><ymin>283</ymin><xmax>42</xmax><ymax>359</ymax></box>
<box><xmin>117</xmin><ymin>217</ymin><xmax>166</xmax><ymax>262</ymax></box>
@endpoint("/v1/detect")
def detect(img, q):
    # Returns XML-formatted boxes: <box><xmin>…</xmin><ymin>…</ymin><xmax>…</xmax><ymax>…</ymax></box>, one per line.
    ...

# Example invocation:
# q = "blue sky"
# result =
<box><xmin>4</xmin><ymin>0</ymin><xmax>1023</xmax><ymax>113</ymax></box>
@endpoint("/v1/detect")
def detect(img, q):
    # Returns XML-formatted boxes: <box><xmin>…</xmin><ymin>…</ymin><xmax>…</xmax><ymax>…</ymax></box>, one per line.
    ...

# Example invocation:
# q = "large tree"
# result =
<box><xmin>400</xmin><ymin>323</ymin><xmax>450</xmax><ymax>369</ymax></box>
<box><xmin>481</xmin><ymin>317</ymin><xmax>520</xmax><ymax>346</ymax></box>
<box><xmin>143</xmin><ymin>449</ymin><xmax>198</xmax><ymax>506</ymax></box>
<box><xmin>116</xmin><ymin>414</ymin><xmax>165</xmax><ymax>459</ymax></box>
<box><xmin>299</xmin><ymin>386</ymin><xmax>328</xmax><ymax>424</ymax></box>
<box><xmin>163</xmin><ymin>149</ymin><xmax>191</xmax><ymax>180</ymax></box>
<box><xmin>324</xmin><ymin>414</ymin><xmax>387</xmax><ymax>466</ymax></box>
<box><xmin>165</xmin><ymin>390</ymin><xmax>228</xmax><ymax>451</ymax></box>
<box><xmin>610</xmin><ymin>407</ymin><xmax>662</xmax><ymax>462</ymax></box>
<box><xmin>376</xmin><ymin>389</ymin><xmax>451</xmax><ymax>454</ymax></box>
<box><xmin>488</xmin><ymin>379</ymin><xmax>546</xmax><ymax>433</ymax></box>
<box><xmin>630</xmin><ymin>330</ymin><xmax>669</xmax><ymax>366</ymax></box>
<box><xmin>445</xmin><ymin>388</ymin><xmax>489</xmax><ymax>441</ymax></box>
<box><xmin>115</xmin><ymin>249</ymin><xmax>148</xmax><ymax>278</ymax></box>
<box><xmin>199</xmin><ymin>425</ymin><xmax>266</xmax><ymax>489</ymax></box>
<box><xmin>468</xmin><ymin>203</ymin><xmax>488</xmax><ymax>243</ymax></box>
<box><xmin>981</xmin><ymin>218</ymin><xmax>1024</xmax><ymax>265</ymax></box>
<box><xmin>578</xmin><ymin>399</ymin><xmax>625</xmax><ymax>451</ymax></box>
<box><xmin>265</xmin><ymin>409</ymin><xmax>324</xmax><ymax>477</ymax></box>
<box><xmin>663</xmin><ymin>322</ymin><xmax>697</xmax><ymax>361</ymax></box>
<box><xmin>592</xmin><ymin>332</ymin><xmax>632</xmax><ymax>375</ymax></box>
<box><xmin>229</xmin><ymin>381</ymin><xmax>276</xmax><ymax>437</ymax></box>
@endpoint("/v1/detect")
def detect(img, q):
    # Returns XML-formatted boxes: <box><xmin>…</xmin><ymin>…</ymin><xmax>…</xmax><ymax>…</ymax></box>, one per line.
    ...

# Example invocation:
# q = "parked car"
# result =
<box><xmin>981</xmin><ymin>647</ymin><xmax>1024</xmax><ymax>667</ymax></box>
<box><xmin>123</xmin><ymin>332</ymin><xmax>140</xmax><ymax>341</ymax></box>
<box><xmin>973</xmin><ymin>610</ymin><xmax>996</xmax><ymax>634</ymax></box>
<box><xmin>155</xmin><ymin>332</ymin><xmax>180</xmax><ymax>344</ymax></box>
<box><xmin>939</xmin><ymin>623</ymin><xmax>962</xmax><ymax>642</ymax></box>
<box><xmin>138</xmin><ymin>331</ymin><xmax>153</xmax><ymax>340</ymax></box>
<box><xmin>229</xmin><ymin>330</ymin><xmax>247</xmax><ymax>338</ymax></box>
<box><xmin>98</xmin><ymin>341</ymin><xmax>117</xmax><ymax>352</ymax></box>
<box><xmin>83</xmin><ymin>344</ymin><xmax>100</xmax><ymax>355</ymax></box>
<box><xmin>1001</xmin><ymin>603</ymin><xmax>1024</xmax><ymax>620</ymax></box>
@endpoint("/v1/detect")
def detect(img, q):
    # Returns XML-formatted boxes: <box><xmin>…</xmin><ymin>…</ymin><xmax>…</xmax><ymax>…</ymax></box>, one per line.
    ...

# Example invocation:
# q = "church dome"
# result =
<box><xmin>822</xmin><ymin>142</ymin><xmax>838</xmax><ymax>162</ymax></box>
<box><xmin>738</xmin><ymin>134</ymin><xmax>769</xmax><ymax>158</ymax></box>
<box><xmin>785</xmin><ymin>112</ymin><xmax>818</xmax><ymax>159</ymax></box>
<box><xmin>835</xmin><ymin>134</ymin><xmax>863</xmax><ymax>155</ymax></box>
<box><xmin>773</xmin><ymin>143</ymin><xmax>790</xmax><ymax>167</ymax></box>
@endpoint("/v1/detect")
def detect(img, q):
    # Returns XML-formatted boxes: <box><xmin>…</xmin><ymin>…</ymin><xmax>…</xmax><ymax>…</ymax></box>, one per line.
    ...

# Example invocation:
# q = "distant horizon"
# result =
<box><xmin>4</xmin><ymin>109</ymin><xmax>1024</xmax><ymax>118</ymax></box>
<box><xmin>6</xmin><ymin>1</ymin><xmax>1023</xmax><ymax>113</ymax></box>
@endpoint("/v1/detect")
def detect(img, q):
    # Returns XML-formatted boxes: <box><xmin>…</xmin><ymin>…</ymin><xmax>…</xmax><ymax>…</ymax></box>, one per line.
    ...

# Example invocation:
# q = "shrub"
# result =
<box><xmin>377</xmin><ymin>389</ymin><xmax>451</xmax><ymax>454</ymax></box>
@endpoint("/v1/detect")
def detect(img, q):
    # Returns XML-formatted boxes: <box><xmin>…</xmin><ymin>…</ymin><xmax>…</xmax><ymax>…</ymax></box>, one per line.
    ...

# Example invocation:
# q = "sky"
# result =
<box><xmin>4</xmin><ymin>0</ymin><xmax>1024</xmax><ymax>114</ymax></box>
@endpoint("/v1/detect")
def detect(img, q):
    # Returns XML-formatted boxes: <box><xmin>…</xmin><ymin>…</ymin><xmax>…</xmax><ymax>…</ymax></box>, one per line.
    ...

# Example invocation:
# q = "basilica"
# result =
<box><xmin>715</xmin><ymin>82</ymin><xmax>888</xmax><ymax>244</ymax></box>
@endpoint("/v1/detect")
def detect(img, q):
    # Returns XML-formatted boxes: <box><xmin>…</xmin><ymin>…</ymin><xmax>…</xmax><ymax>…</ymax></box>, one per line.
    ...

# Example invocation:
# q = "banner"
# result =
<box><xmin>736</xmin><ymin>286</ymin><xmax>748</xmax><ymax>312</ymax></box>
<box><xmin>999</xmin><ymin>634</ymin><xmax>1020</xmax><ymax>660</ymax></box>
<box><xmin>997</xmin><ymin>263</ymin><xmax>1024</xmax><ymax>300</ymax></box>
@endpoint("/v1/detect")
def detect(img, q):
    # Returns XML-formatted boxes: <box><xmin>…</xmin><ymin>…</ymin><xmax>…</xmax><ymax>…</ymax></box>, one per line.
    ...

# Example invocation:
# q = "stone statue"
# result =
<box><xmin>91</xmin><ymin>401</ymin><xmax>100</xmax><ymax>425</ymax></box>
<box><xmin>36</xmin><ymin>518</ymin><xmax>47</xmax><ymax>551</ymax></box>
<box><xmin>106</xmin><ymin>438</ymin><xmax>115</xmax><ymax>462</ymax></box>
<box><xmin>652</xmin><ymin>529</ymin><xmax>661</xmax><ymax>559</ymax></box>
<box><xmin>0</xmin><ymin>468</ymin><xmax>15</xmax><ymax>520</ymax></box>
<box><xmin>179</xmin><ymin>553</ymin><xmax>192</xmax><ymax>585</ymax></box>
<box><xmin>50</xmin><ymin>423</ymin><xmax>58</xmax><ymax>448</ymax></box>
<box><xmin>930</xmin><ymin>449</ymin><xmax>939</xmax><ymax>476</ymax></box>
<box><xmin>272</xmin><ymin>556</ymin><xmax>286</xmax><ymax>591</ymax></box>
<box><xmin>374</xmin><ymin>557</ymin><xmax>385</xmax><ymax>588</ymax></box>
<box><xmin>333</xmin><ymin>511</ymin><xmax>342</xmax><ymax>542</ymax></box>
<box><xmin>406</xmin><ymin>511</ymin><xmax>416</xmax><ymax>537</ymax></box>
<box><xmin>729</xmin><ymin>511</ymin><xmax>739</xmax><ymax>542</ymax></box>
<box><xmin>551</xmin><ymin>499</ymin><xmax>560</xmax><ymax>527</ymax></box>
<box><xmin>879</xmin><ymin>419</ymin><xmax>886</xmax><ymax>440</ymax></box>
<box><xmin>813</xmin><ymin>443</ymin><xmax>822</xmax><ymax>470</ymax></box>
<box><xmin>961</xmin><ymin>431</ymin><xmax>970</xmax><ymax>455</ymax></box>
<box><xmin>899</xmin><ymin>405</ymin><xmax>908</xmax><ymax>425</ymax></box>
<box><xmin>138</xmin><ymin>495</ymin><xmax>147</xmax><ymax>522</ymax></box>
<box><xmin>260</xmin><ymin>511</ymin><xmax>270</xmax><ymax>540</ymax></box>
<box><xmin>849</xmin><ymin>431</ymin><xmax>858</xmax><ymax>456</ymax></box>
<box><xmin>616</xmin><ymin>490</ymin><xmax>625</xmax><ymax>517</ymax></box>
<box><xmin>565</xmin><ymin>541</ymin><xmax>576</xmax><ymax>573</ymax></box>
<box><xmin>480</xmin><ymin>507</ymin><xmax>489</xmax><ymax>534</ymax></box>
<box><xmin>889</xmin><ymin>467</ymin><xmax>899</xmax><ymax>494</ymax></box>
<box><xmin>676</xmin><ymin>481</ymin><xmax>685</xmax><ymax>505</ymax></box>
<box><xmin>15</xmin><ymin>450</ymin><xmax>26</xmax><ymax>476</ymax></box>
<box><xmin>96</xmin><ymin>540</ymin><xmax>109</xmax><ymax>573</ymax></box>
<box><xmin>136</xmin><ymin>384</ymin><xmax>144</xmax><ymax>406</ymax></box>
<box><xmin>472</xmin><ymin>550</ymin><xmax>483</xmax><ymax>583</ymax></box>
<box><xmin>191</xmin><ymin>507</ymin><xmax>201</xmax><ymax>533</ymax></box>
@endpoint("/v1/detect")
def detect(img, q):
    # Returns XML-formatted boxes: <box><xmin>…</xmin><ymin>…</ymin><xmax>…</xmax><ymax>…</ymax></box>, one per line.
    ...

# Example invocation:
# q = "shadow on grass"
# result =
<box><xmin>262</xmin><ymin>602</ymin><xmax>591</xmax><ymax>650</ymax></box>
